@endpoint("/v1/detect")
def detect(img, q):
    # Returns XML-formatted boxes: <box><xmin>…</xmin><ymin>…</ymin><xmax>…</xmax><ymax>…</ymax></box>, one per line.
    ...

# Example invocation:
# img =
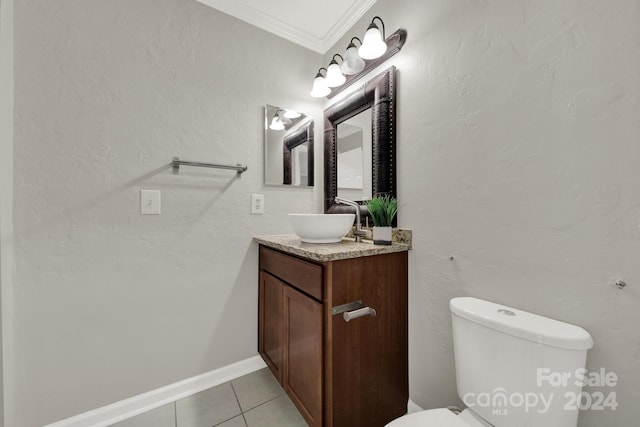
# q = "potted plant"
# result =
<box><xmin>364</xmin><ymin>195</ymin><xmax>397</xmax><ymax>245</ymax></box>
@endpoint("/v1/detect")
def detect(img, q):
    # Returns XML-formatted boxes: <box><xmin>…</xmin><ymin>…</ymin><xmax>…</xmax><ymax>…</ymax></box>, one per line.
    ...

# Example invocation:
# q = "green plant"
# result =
<box><xmin>364</xmin><ymin>195</ymin><xmax>397</xmax><ymax>227</ymax></box>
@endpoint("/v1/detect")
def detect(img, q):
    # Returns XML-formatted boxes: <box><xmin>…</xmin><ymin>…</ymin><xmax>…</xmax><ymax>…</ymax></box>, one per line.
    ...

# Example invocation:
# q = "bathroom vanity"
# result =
<box><xmin>255</xmin><ymin>235</ymin><xmax>410</xmax><ymax>427</ymax></box>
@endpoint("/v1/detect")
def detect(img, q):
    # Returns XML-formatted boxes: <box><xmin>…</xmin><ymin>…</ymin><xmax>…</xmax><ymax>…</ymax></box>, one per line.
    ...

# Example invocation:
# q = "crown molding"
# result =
<box><xmin>195</xmin><ymin>0</ymin><xmax>377</xmax><ymax>54</ymax></box>
<box><xmin>319</xmin><ymin>0</ymin><xmax>377</xmax><ymax>53</ymax></box>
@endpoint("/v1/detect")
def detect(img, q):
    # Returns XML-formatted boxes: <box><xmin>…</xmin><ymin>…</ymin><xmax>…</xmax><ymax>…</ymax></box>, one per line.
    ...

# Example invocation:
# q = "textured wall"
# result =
<box><xmin>0</xmin><ymin>0</ymin><xmax>14</xmax><ymax>424</ymax></box>
<box><xmin>12</xmin><ymin>0</ymin><xmax>640</xmax><ymax>426</ymax></box>
<box><xmin>13</xmin><ymin>0</ymin><xmax>321</xmax><ymax>425</ymax></box>
<box><xmin>326</xmin><ymin>0</ymin><xmax>640</xmax><ymax>426</ymax></box>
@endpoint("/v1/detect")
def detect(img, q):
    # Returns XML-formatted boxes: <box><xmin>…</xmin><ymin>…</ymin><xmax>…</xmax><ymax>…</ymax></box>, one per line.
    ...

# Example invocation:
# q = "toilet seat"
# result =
<box><xmin>386</xmin><ymin>408</ymin><xmax>470</xmax><ymax>427</ymax></box>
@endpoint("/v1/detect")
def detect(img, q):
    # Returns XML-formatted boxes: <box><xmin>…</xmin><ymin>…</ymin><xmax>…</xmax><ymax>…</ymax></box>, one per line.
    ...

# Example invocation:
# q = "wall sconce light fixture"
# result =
<box><xmin>269</xmin><ymin>109</ymin><xmax>296</xmax><ymax>130</ymax></box>
<box><xmin>310</xmin><ymin>67</ymin><xmax>331</xmax><ymax>98</ymax></box>
<box><xmin>309</xmin><ymin>17</ymin><xmax>406</xmax><ymax>99</ymax></box>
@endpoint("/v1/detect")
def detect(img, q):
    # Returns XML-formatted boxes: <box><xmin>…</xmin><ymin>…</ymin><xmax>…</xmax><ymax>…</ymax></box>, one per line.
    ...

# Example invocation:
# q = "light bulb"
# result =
<box><xmin>358</xmin><ymin>22</ymin><xmax>387</xmax><ymax>60</ymax></box>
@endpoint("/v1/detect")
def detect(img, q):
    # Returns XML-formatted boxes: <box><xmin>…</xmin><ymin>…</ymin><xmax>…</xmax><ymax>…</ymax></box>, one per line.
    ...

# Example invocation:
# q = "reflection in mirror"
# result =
<box><xmin>264</xmin><ymin>104</ymin><xmax>314</xmax><ymax>186</ymax></box>
<box><xmin>337</xmin><ymin>109</ymin><xmax>372</xmax><ymax>201</ymax></box>
<box><xmin>290</xmin><ymin>143</ymin><xmax>309</xmax><ymax>186</ymax></box>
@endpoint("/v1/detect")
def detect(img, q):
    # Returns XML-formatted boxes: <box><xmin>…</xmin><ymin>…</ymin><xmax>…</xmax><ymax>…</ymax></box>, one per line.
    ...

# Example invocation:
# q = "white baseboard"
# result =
<box><xmin>407</xmin><ymin>399</ymin><xmax>424</xmax><ymax>414</ymax></box>
<box><xmin>44</xmin><ymin>355</ymin><xmax>267</xmax><ymax>427</ymax></box>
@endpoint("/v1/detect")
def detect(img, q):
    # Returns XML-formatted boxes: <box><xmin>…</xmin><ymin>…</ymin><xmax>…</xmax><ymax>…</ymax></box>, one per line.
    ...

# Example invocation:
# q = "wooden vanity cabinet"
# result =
<box><xmin>258</xmin><ymin>245</ymin><xmax>408</xmax><ymax>427</ymax></box>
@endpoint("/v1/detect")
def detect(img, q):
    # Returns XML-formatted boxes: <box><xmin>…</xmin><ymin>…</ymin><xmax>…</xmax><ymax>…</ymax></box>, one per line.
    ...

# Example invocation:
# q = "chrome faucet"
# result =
<box><xmin>335</xmin><ymin>197</ymin><xmax>368</xmax><ymax>242</ymax></box>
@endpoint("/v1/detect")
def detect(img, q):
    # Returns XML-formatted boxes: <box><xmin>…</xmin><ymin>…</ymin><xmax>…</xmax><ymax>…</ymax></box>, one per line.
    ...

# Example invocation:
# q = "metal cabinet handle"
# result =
<box><xmin>343</xmin><ymin>307</ymin><xmax>377</xmax><ymax>322</ymax></box>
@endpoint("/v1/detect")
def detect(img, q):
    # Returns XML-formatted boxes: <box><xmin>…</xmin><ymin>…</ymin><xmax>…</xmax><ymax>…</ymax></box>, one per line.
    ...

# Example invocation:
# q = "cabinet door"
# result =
<box><xmin>329</xmin><ymin>252</ymin><xmax>409</xmax><ymax>426</ymax></box>
<box><xmin>283</xmin><ymin>284</ymin><xmax>323</xmax><ymax>427</ymax></box>
<box><xmin>258</xmin><ymin>272</ymin><xmax>284</xmax><ymax>383</ymax></box>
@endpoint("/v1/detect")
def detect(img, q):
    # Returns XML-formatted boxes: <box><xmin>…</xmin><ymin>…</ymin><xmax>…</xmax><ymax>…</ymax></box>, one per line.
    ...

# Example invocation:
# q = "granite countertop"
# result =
<box><xmin>253</xmin><ymin>234</ymin><xmax>411</xmax><ymax>262</ymax></box>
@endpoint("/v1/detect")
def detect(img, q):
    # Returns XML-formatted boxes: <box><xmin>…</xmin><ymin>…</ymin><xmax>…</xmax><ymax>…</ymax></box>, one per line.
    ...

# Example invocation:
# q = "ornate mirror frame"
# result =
<box><xmin>324</xmin><ymin>66</ymin><xmax>396</xmax><ymax>223</ymax></box>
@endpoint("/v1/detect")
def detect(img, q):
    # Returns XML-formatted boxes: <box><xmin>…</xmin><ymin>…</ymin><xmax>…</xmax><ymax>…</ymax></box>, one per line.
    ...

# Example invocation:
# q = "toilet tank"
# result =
<box><xmin>450</xmin><ymin>297</ymin><xmax>593</xmax><ymax>427</ymax></box>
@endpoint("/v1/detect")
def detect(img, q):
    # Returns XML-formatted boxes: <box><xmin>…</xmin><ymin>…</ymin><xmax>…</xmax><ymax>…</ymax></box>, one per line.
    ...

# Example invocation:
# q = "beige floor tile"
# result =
<box><xmin>176</xmin><ymin>382</ymin><xmax>241</xmax><ymax>427</ymax></box>
<box><xmin>231</xmin><ymin>368</ymin><xmax>284</xmax><ymax>412</ymax></box>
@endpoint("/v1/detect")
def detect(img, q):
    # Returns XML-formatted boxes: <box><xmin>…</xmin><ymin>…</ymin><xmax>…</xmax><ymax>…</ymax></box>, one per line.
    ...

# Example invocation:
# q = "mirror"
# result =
<box><xmin>264</xmin><ymin>105</ymin><xmax>314</xmax><ymax>186</ymax></box>
<box><xmin>324</xmin><ymin>66</ymin><xmax>397</xmax><ymax>224</ymax></box>
<box><xmin>337</xmin><ymin>109</ymin><xmax>372</xmax><ymax>201</ymax></box>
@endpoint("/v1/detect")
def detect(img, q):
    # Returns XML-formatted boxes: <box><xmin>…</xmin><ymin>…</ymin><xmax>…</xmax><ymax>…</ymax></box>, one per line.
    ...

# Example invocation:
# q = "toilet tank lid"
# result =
<box><xmin>450</xmin><ymin>297</ymin><xmax>593</xmax><ymax>351</ymax></box>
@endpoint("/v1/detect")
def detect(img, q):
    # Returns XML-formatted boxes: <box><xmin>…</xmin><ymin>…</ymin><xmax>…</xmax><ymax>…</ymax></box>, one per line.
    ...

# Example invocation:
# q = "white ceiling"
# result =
<box><xmin>195</xmin><ymin>0</ymin><xmax>378</xmax><ymax>54</ymax></box>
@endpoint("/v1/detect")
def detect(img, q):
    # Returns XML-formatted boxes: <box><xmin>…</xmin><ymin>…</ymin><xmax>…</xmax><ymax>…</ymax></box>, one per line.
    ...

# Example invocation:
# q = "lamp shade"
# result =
<box><xmin>358</xmin><ymin>23</ymin><xmax>387</xmax><ymax>59</ymax></box>
<box><xmin>341</xmin><ymin>44</ymin><xmax>365</xmax><ymax>75</ymax></box>
<box><xmin>283</xmin><ymin>109</ymin><xmax>301</xmax><ymax>119</ymax></box>
<box><xmin>310</xmin><ymin>73</ymin><xmax>330</xmax><ymax>98</ymax></box>
<box><xmin>325</xmin><ymin>60</ymin><xmax>346</xmax><ymax>87</ymax></box>
<box><xmin>269</xmin><ymin>116</ymin><xmax>284</xmax><ymax>130</ymax></box>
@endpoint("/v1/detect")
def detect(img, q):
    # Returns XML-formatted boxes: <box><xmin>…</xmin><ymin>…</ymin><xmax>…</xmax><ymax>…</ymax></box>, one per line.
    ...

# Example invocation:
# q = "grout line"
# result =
<box><xmin>229</xmin><ymin>371</ymin><xmax>287</xmax><ymax>421</ymax></box>
<box><xmin>240</xmin><ymin>394</ymin><xmax>285</xmax><ymax>414</ymax></box>
<box><xmin>229</xmin><ymin>381</ymin><xmax>242</xmax><ymax>411</ymax></box>
<box><xmin>207</xmin><ymin>382</ymin><xmax>245</xmax><ymax>427</ymax></box>
<box><xmin>228</xmin><ymin>381</ymin><xmax>249</xmax><ymax>427</ymax></box>
<box><xmin>213</xmin><ymin>414</ymin><xmax>245</xmax><ymax>427</ymax></box>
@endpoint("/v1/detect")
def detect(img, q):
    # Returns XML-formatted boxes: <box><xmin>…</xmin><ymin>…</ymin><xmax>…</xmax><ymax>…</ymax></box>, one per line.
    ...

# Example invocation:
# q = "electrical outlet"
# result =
<box><xmin>251</xmin><ymin>193</ymin><xmax>264</xmax><ymax>214</ymax></box>
<box><xmin>140</xmin><ymin>189</ymin><xmax>161</xmax><ymax>215</ymax></box>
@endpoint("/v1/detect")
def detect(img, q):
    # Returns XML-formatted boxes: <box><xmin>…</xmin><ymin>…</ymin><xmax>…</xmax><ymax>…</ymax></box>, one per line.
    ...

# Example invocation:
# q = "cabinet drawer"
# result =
<box><xmin>260</xmin><ymin>246</ymin><xmax>323</xmax><ymax>300</ymax></box>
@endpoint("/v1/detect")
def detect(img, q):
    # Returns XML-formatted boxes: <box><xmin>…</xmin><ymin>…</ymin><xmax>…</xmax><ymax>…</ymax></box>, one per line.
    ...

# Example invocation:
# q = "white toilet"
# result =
<box><xmin>388</xmin><ymin>297</ymin><xmax>593</xmax><ymax>427</ymax></box>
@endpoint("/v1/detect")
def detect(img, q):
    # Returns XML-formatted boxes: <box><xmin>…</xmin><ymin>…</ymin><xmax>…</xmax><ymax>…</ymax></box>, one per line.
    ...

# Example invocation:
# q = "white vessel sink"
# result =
<box><xmin>288</xmin><ymin>213</ymin><xmax>355</xmax><ymax>243</ymax></box>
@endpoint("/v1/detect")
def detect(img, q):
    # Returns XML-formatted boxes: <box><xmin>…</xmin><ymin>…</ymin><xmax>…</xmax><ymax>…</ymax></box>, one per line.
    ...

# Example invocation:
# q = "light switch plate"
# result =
<box><xmin>251</xmin><ymin>193</ymin><xmax>264</xmax><ymax>214</ymax></box>
<box><xmin>140</xmin><ymin>189</ymin><xmax>161</xmax><ymax>215</ymax></box>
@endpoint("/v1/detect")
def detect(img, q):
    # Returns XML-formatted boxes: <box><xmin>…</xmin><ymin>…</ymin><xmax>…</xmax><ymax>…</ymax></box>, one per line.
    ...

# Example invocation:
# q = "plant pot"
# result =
<box><xmin>373</xmin><ymin>226</ymin><xmax>392</xmax><ymax>245</ymax></box>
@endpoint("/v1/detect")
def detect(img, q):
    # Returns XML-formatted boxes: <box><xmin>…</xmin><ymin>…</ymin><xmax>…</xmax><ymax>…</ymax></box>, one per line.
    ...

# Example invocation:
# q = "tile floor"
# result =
<box><xmin>109</xmin><ymin>368</ymin><xmax>307</xmax><ymax>427</ymax></box>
